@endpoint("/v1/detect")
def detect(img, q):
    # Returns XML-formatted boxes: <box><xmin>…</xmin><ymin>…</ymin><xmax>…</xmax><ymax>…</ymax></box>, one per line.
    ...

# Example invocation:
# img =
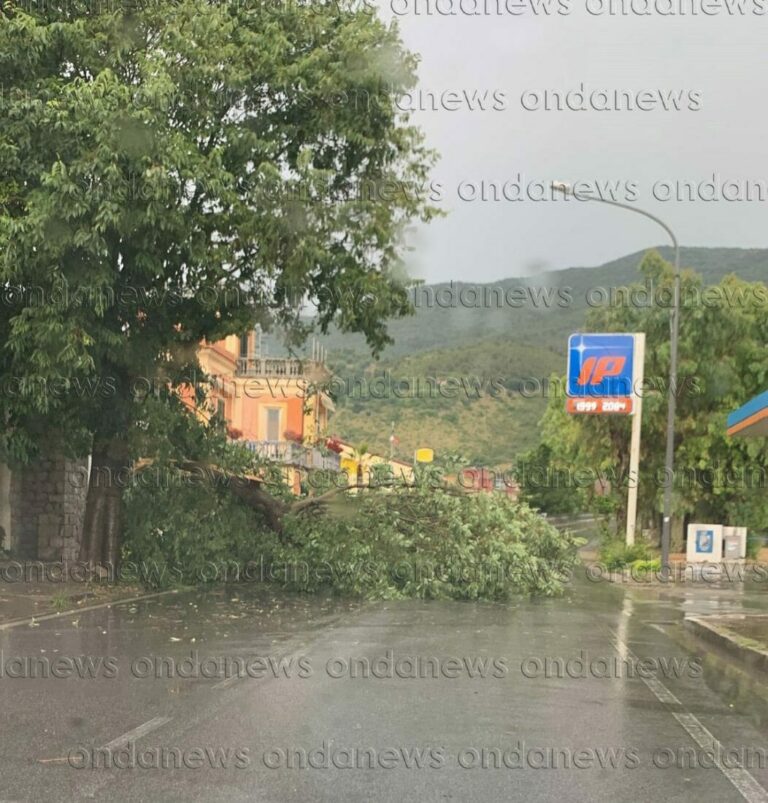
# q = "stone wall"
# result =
<box><xmin>0</xmin><ymin>463</ymin><xmax>11</xmax><ymax>552</ymax></box>
<box><xmin>8</xmin><ymin>455</ymin><xmax>89</xmax><ymax>561</ymax></box>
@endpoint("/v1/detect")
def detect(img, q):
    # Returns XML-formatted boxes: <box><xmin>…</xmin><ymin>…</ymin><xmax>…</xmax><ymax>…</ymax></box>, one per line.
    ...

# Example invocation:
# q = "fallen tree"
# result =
<box><xmin>122</xmin><ymin>453</ymin><xmax>582</xmax><ymax>599</ymax></box>
<box><xmin>134</xmin><ymin>457</ymin><xmax>372</xmax><ymax>537</ymax></box>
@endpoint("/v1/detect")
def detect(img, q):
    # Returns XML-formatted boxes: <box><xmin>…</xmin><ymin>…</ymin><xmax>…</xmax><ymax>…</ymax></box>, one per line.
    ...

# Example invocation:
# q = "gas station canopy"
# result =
<box><xmin>727</xmin><ymin>389</ymin><xmax>768</xmax><ymax>438</ymax></box>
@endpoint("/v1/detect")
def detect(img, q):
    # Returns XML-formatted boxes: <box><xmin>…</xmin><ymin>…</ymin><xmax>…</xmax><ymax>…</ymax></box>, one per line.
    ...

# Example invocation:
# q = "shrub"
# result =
<box><xmin>515</xmin><ymin>444</ymin><xmax>586</xmax><ymax>516</ymax></box>
<box><xmin>630</xmin><ymin>558</ymin><xmax>662</xmax><ymax>574</ymax></box>
<box><xmin>746</xmin><ymin>533</ymin><xmax>763</xmax><ymax>560</ymax></box>
<box><xmin>599</xmin><ymin>540</ymin><xmax>653</xmax><ymax>570</ymax></box>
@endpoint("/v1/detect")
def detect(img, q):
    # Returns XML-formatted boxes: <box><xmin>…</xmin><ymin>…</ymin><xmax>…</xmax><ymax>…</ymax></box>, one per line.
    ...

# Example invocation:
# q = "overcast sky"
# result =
<box><xmin>376</xmin><ymin>1</ymin><xmax>768</xmax><ymax>283</ymax></box>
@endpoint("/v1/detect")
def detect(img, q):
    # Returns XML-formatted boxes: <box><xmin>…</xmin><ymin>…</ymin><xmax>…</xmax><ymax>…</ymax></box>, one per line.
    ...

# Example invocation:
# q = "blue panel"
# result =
<box><xmin>727</xmin><ymin>389</ymin><xmax>768</xmax><ymax>429</ymax></box>
<box><xmin>567</xmin><ymin>334</ymin><xmax>635</xmax><ymax>398</ymax></box>
<box><xmin>694</xmin><ymin>529</ymin><xmax>714</xmax><ymax>554</ymax></box>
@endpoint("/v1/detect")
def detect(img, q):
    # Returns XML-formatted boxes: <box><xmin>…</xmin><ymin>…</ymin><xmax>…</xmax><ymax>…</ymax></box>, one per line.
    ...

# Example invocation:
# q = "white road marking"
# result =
<box><xmin>611</xmin><ymin>630</ymin><xmax>768</xmax><ymax>803</ymax></box>
<box><xmin>673</xmin><ymin>712</ymin><xmax>768</xmax><ymax>803</ymax></box>
<box><xmin>36</xmin><ymin>715</ymin><xmax>173</xmax><ymax>768</ymax></box>
<box><xmin>212</xmin><ymin>651</ymin><xmax>295</xmax><ymax>689</ymax></box>
<box><xmin>100</xmin><ymin>715</ymin><xmax>173</xmax><ymax>751</ymax></box>
<box><xmin>212</xmin><ymin>674</ymin><xmax>241</xmax><ymax>690</ymax></box>
<box><xmin>642</xmin><ymin>674</ymin><xmax>682</xmax><ymax>706</ymax></box>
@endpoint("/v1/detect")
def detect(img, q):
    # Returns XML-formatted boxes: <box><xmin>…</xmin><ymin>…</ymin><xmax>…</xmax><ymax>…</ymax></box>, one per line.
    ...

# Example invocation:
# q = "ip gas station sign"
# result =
<box><xmin>566</xmin><ymin>333</ymin><xmax>636</xmax><ymax>415</ymax></box>
<box><xmin>565</xmin><ymin>332</ymin><xmax>645</xmax><ymax>546</ymax></box>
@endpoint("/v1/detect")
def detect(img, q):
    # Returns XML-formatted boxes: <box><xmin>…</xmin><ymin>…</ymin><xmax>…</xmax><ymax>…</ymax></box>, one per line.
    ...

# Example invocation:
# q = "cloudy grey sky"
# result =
<box><xmin>376</xmin><ymin>1</ymin><xmax>768</xmax><ymax>283</ymax></box>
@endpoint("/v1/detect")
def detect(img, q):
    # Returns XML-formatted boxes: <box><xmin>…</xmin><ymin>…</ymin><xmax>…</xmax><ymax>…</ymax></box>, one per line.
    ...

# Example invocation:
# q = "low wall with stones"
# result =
<box><xmin>8</xmin><ymin>454</ymin><xmax>89</xmax><ymax>561</ymax></box>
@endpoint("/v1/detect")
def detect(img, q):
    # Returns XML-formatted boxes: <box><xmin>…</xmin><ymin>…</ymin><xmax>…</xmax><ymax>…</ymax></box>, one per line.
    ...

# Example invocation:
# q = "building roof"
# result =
<box><xmin>727</xmin><ymin>390</ymin><xmax>768</xmax><ymax>437</ymax></box>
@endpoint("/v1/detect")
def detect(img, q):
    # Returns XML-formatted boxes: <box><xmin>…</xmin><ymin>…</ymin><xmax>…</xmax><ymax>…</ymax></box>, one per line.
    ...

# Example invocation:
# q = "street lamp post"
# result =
<box><xmin>552</xmin><ymin>182</ymin><xmax>680</xmax><ymax>580</ymax></box>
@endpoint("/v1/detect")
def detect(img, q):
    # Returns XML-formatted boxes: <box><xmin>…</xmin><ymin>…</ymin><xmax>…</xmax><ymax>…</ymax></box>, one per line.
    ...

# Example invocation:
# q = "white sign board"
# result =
<box><xmin>686</xmin><ymin>523</ymin><xmax>723</xmax><ymax>564</ymax></box>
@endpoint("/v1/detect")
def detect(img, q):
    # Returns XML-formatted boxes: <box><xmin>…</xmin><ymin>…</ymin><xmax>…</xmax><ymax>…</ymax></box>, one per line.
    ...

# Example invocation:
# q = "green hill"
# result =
<box><xmin>321</xmin><ymin>246</ymin><xmax>768</xmax><ymax>464</ymax></box>
<box><xmin>328</xmin><ymin>337</ymin><xmax>563</xmax><ymax>465</ymax></box>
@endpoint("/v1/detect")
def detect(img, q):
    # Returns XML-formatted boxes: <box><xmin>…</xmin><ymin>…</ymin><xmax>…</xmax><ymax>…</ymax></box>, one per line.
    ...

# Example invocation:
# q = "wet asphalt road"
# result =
<box><xmin>2</xmin><ymin>575</ymin><xmax>768</xmax><ymax>802</ymax></box>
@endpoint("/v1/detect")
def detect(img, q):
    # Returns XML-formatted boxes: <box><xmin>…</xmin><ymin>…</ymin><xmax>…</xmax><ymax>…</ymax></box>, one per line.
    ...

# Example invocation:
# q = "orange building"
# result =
<box><xmin>184</xmin><ymin>329</ymin><xmax>421</xmax><ymax>495</ymax></box>
<box><xmin>184</xmin><ymin>329</ymin><xmax>339</xmax><ymax>489</ymax></box>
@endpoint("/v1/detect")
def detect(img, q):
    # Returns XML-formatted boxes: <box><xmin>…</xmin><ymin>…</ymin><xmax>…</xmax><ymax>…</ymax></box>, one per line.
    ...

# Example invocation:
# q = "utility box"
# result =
<box><xmin>723</xmin><ymin>526</ymin><xmax>747</xmax><ymax>560</ymax></box>
<box><xmin>686</xmin><ymin>523</ymin><xmax>723</xmax><ymax>563</ymax></box>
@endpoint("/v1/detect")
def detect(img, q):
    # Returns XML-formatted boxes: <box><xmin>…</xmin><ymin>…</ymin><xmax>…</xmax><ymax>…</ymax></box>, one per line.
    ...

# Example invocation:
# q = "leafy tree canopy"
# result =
<box><xmin>0</xmin><ymin>0</ymin><xmax>437</xmax><ymax>462</ymax></box>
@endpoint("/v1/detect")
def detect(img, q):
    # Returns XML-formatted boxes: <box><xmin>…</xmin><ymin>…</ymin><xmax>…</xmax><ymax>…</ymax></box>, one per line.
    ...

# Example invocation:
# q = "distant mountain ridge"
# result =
<box><xmin>319</xmin><ymin>246</ymin><xmax>768</xmax><ymax>360</ymax></box>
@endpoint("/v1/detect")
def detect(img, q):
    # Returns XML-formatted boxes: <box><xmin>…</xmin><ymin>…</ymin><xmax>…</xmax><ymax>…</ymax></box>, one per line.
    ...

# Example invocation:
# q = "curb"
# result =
<box><xmin>0</xmin><ymin>589</ymin><xmax>180</xmax><ymax>631</ymax></box>
<box><xmin>685</xmin><ymin>615</ymin><xmax>768</xmax><ymax>674</ymax></box>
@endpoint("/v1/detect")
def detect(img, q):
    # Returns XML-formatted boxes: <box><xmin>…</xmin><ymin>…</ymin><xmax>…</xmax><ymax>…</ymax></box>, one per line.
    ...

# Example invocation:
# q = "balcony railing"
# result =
<box><xmin>244</xmin><ymin>440</ymin><xmax>341</xmax><ymax>472</ymax></box>
<box><xmin>236</xmin><ymin>357</ymin><xmax>306</xmax><ymax>377</ymax></box>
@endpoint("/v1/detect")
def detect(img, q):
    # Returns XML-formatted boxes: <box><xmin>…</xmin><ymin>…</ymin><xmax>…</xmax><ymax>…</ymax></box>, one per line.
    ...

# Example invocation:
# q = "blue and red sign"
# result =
<box><xmin>566</xmin><ymin>333</ymin><xmax>635</xmax><ymax>415</ymax></box>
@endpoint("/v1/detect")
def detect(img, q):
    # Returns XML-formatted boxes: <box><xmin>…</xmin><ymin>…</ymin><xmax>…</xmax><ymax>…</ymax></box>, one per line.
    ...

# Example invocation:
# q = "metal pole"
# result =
<box><xmin>660</xmin><ymin>243</ymin><xmax>680</xmax><ymax>580</ymax></box>
<box><xmin>626</xmin><ymin>333</ymin><xmax>645</xmax><ymax>547</ymax></box>
<box><xmin>552</xmin><ymin>185</ymin><xmax>679</xmax><ymax>578</ymax></box>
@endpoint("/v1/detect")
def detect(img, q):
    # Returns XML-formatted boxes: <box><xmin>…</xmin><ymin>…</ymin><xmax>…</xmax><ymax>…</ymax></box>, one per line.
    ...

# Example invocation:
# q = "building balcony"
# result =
<box><xmin>236</xmin><ymin>357</ymin><xmax>306</xmax><ymax>378</ymax></box>
<box><xmin>235</xmin><ymin>357</ymin><xmax>333</xmax><ymax>386</ymax></box>
<box><xmin>244</xmin><ymin>440</ymin><xmax>341</xmax><ymax>472</ymax></box>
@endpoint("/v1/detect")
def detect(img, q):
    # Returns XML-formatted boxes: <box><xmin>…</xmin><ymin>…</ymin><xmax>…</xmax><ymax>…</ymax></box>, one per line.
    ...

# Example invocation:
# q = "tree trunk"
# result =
<box><xmin>670</xmin><ymin>515</ymin><xmax>685</xmax><ymax>554</ymax></box>
<box><xmin>615</xmin><ymin>497</ymin><xmax>628</xmax><ymax>541</ymax></box>
<box><xmin>79</xmin><ymin>445</ymin><xmax>128</xmax><ymax>569</ymax></box>
<box><xmin>642</xmin><ymin>515</ymin><xmax>660</xmax><ymax>548</ymax></box>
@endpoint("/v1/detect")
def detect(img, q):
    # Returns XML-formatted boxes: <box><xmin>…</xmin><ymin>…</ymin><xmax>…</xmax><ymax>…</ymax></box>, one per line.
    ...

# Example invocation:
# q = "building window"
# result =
<box><xmin>239</xmin><ymin>333</ymin><xmax>249</xmax><ymax>358</ymax></box>
<box><xmin>266</xmin><ymin>408</ymin><xmax>281</xmax><ymax>442</ymax></box>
